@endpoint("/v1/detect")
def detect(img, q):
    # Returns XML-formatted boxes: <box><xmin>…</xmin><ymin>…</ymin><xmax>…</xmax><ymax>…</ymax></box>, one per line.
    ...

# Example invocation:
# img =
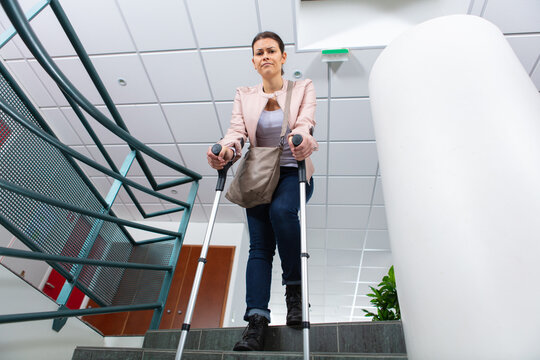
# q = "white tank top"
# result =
<box><xmin>256</xmin><ymin>109</ymin><xmax>297</xmax><ymax>168</ymax></box>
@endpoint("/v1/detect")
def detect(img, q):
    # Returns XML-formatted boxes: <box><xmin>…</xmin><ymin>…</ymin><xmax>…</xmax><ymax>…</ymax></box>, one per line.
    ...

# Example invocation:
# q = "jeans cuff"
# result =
<box><xmin>244</xmin><ymin>308</ymin><xmax>271</xmax><ymax>322</ymax></box>
<box><xmin>282</xmin><ymin>279</ymin><xmax>302</xmax><ymax>286</ymax></box>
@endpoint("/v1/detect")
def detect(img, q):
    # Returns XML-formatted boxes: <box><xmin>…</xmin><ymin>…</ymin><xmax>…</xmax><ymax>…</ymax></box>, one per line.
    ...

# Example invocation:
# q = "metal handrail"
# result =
<box><xmin>0</xmin><ymin>0</ymin><xmax>202</xmax><ymax>332</ymax></box>
<box><xmin>0</xmin><ymin>0</ymin><xmax>202</xmax><ymax>182</ymax></box>
<box><xmin>0</xmin><ymin>97</ymin><xmax>191</xmax><ymax>210</ymax></box>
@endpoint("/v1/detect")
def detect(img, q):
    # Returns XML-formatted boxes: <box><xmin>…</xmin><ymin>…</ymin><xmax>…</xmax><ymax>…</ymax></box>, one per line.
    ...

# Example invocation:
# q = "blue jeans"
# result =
<box><xmin>244</xmin><ymin>166</ymin><xmax>314</xmax><ymax>322</ymax></box>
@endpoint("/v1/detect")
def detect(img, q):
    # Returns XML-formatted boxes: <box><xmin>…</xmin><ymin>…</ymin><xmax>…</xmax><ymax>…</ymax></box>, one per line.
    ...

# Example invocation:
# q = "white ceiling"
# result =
<box><xmin>0</xmin><ymin>0</ymin><xmax>539</xmax><ymax>325</ymax></box>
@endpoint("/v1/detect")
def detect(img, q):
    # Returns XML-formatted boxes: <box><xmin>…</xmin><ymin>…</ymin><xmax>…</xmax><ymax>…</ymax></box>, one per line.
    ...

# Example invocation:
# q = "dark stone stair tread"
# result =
<box><xmin>74</xmin><ymin>347</ymin><xmax>407</xmax><ymax>360</ymax></box>
<box><xmin>143</xmin><ymin>321</ymin><xmax>406</xmax><ymax>354</ymax></box>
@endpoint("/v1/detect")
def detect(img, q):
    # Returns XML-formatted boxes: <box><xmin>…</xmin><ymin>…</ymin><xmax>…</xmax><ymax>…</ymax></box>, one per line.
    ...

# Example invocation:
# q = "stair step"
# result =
<box><xmin>143</xmin><ymin>321</ymin><xmax>406</xmax><ymax>354</ymax></box>
<box><xmin>73</xmin><ymin>347</ymin><xmax>408</xmax><ymax>360</ymax></box>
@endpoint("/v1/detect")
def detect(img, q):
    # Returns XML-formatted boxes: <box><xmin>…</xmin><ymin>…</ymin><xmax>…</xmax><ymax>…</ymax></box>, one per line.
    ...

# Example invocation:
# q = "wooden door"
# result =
<box><xmin>82</xmin><ymin>245</ymin><xmax>235</xmax><ymax>335</ymax></box>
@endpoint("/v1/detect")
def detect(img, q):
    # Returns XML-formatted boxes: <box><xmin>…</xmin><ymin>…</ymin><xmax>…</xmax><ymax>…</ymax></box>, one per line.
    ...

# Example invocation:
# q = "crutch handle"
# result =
<box><xmin>211</xmin><ymin>144</ymin><xmax>232</xmax><ymax>191</ymax></box>
<box><xmin>291</xmin><ymin>135</ymin><xmax>307</xmax><ymax>183</ymax></box>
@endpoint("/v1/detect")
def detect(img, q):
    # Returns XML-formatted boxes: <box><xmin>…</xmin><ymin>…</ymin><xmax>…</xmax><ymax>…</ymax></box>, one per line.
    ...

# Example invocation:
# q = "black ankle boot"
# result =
<box><xmin>233</xmin><ymin>314</ymin><xmax>269</xmax><ymax>351</ymax></box>
<box><xmin>286</xmin><ymin>285</ymin><xmax>302</xmax><ymax>327</ymax></box>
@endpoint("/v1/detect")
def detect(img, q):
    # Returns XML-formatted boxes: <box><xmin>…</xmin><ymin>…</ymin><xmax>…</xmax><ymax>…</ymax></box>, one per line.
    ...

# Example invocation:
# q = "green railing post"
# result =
<box><xmin>149</xmin><ymin>180</ymin><xmax>199</xmax><ymax>329</ymax></box>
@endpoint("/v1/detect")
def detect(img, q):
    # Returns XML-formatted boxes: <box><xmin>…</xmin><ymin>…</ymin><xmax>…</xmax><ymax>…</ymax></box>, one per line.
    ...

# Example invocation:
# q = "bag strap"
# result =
<box><xmin>279</xmin><ymin>80</ymin><xmax>294</xmax><ymax>147</ymax></box>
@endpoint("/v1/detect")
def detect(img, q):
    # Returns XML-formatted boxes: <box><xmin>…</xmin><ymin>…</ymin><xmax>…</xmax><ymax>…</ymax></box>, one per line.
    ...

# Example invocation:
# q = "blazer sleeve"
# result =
<box><xmin>290</xmin><ymin>79</ymin><xmax>319</xmax><ymax>150</ymax></box>
<box><xmin>218</xmin><ymin>88</ymin><xmax>247</xmax><ymax>162</ymax></box>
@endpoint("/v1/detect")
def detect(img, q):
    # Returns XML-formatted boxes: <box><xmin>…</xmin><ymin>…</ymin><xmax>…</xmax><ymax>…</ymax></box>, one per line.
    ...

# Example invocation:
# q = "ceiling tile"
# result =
<box><xmin>151</xmin><ymin>177</ymin><xmax>193</xmax><ymax>203</ymax></box>
<box><xmin>26</xmin><ymin>59</ymin><xmax>69</xmax><ymax>106</ymax></box>
<box><xmin>58</xmin><ymin>0</ymin><xmax>136</xmax><ymax>54</ymax></box>
<box><xmin>328</xmin><ymin>142</ymin><xmax>378</xmax><ymax>176</ymax></box>
<box><xmin>0</xmin><ymin>22</ymin><xmax>24</xmax><ymax>60</ymax></box>
<box><xmin>141</xmin><ymin>51</ymin><xmax>211</xmax><ymax>102</ymax></box>
<box><xmin>187</xmin><ymin>202</ymin><xmax>209</xmax><ymax>223</ymax></box>
<box><xmin>258</xmin><ymin>0</ymin><xmax>295</xmax><ymax>44</ymax></box>
<box><xmin>162</xmin><ymin>102</ymin><xmax>222</xmax><ymax>143</ymax></box>
<box><xmin>314</xmin><ymin>99</ymin><xmax>328</xmax><ymax>141</ymax></box>
<box><xmin>325</xmin><ymin>293</ymin><xmax>355</xmax><ymax>307</ymax></box>
<box><xmin>306</xmin><ymin>204</ymin><xmax>326</xmax><ymax>228</ymax></box>
<box><xmin>506</xmin><ymin>35</ymin><xmax>540</xmax><ymax>74</ymax></box>
<box><xmin>90</xmin><ymin>54</ymin><xmax>157</xmax><ymax>104</ymax></box>
<box><xmin>308</xmin><ymin>265</ymin><xmax>326</xmax><ymax>281</ymax></box>
<box><xmin>372</xmin><ymin>176</ymin><xmax>384</xmax><ymax>205</ymax></box>
<box><xmin>201</xmin><ymin>48</ymin><xmax>260</xmax><ymax>101</ymax></box>
<box><xmin>89</xmin><ymin>176</ymin><xmax>113</xmax><ymax>200</ymax></box>
<box><xmin>365</xmin><ymin>230</ymin><xmax>391</xmax><ymax>250</ymax></box>
<box><xmin>71</xmin><ymin>145</ymin><xmax>102</xmax><ymax>177</ymax></box>
<box><xmin>284</xmin><ymin>45</ymin><xmax>328</xmax><ymax>98</ymax></box>
<box><xmin>309</xmin><ymin>248</ymin><xmax>326</xmax><ymax>266</ymax></box>
<box><xmin>532</xmin><ymin>63</ymin><xmax>540</xmax><ymax>89</ymax></box>
<box><xmin>177</xmin><ymin>143</ymin><xmax>216</xmax><ymax>176</ymax></box>
<box><xmin>117</xmin><ymin>0</ymin><xmax>196</xmax><ymax>52</ymax></box>
<box><xmin>3</xmin><ymin>60</ymin><xmax>56</xmax><ymax>107</ymax></box>
<box><xmin>117</xmin><ymin>104</ymin><xmax>174</xmax><ymax>144</ymax></box>
<box><xmin>327</xmin><ymin>205</ymin><xmax>370</xmax><ymax>229</ymax></box>
<box><xmin>325</xmin><ymin>280</ymin><xmax>356</xmax><ymax>295</ymax></box>
<box><xmin>40</xmin><ymin>107</ymin><xmax>83</xmax><ymax>145</ymax></box>
<box><xmin>311</xmin><ymin>142</ymin><xmax>327</xmax><ymax>176</ymax></box>
<box><xmin>329</xmin><ymin>98</ymin><xmax>374</xmax><ymax>141</ymax></box>
<box><xmin>326</xmin><ymin>249</ymin><xmax>362</xmax><ymax>267</ymax></box>
<box><xmin>326</xmin><ymin>229</ymin><xmax>366</xmax><ymax>249</ymax></box>
<box><xmin>483</xmin><ymin>0</ymin><xmax>540</xmax><ymax>34</ymax></box>
<box><xmin>215</xmin><ymin>101</ymin><xmax>233</xmax><ymax>135</ymax></box>
<box><xmin>467</xmin><ymin>0</ymin><xmax>486</xmax><ymax>15</ymax></box>
<box><xmin>307</xmin><ymin>228</ymin><xmax>326</xmax><ymax>249</ymax></box>
<box><xmin>368</xmin><ymin>206</ymin><xmax>387</xmax><ymax>230</ymax></box>
<box><xmin>196</xmin><ymin>175</ymin><xmax>235</xmax><ymax>204</ymax></box>
<box><xmin>83</xmin><ymin>106</ymin><xmax>128</xmax><ymax>146</ymax></box>
<box><xmin>327</xmin><ymin>176</ymin><xmax>374</xmax><ymax>205</ymax></box>
<box><xmin>139</xmin><ymin>144</ymin><xmax>185</xmax><ymax>176</ymax></box>
<box><xmin>325</xmin><ymin>267</ymin><xmax>359</xmax><ymax>283</ymax></box>
<box><xmin>331</xmin><ymin>49</ymin><xmax>382</xmax><ymax>98</ymax></box>
<box><xmin>359</xmin><ymin>267</ymin><xmax>389</xmax><ymax>283</ymax></box>
<box><xmin>186</xmin><ymin>0</ymin><xmax>259</xmax><ymax>48</ymax></box>
<box><xmin>59</xmin><ymin>107</ymin><xmax>100</xmax><ymax>144</ymax></box>
<box><xmin>203</xmin><ymin>204</ymin><xmax>245</xmax><ymax>223</ymax></box>
<box><xmin>86</xmin><ymin>144</ymin><xmax>132</xmax><ymax>176</ymax></box>
<box><xmin>111</xmin><ymin>203</ymin><xmax>133</xmax><ymax>220</ymax></box>
<box><xmin>50</xmin><ymin>57</ymin><xmax>104</xmax><ymax>105</ymax></box>
<box><xmin>25</xmin><ymin>6</ymin><xmax>76</xmax><ymax>57</ymax></box>
<box><xmin>362</xmin><ymin>250</ymin><xmax>393</xmax><ymax>268</ymax></box>
<box><xmin>309</xmin><ymin>176</ymin><xmax>326</xmax><ymax>205</ymax></box>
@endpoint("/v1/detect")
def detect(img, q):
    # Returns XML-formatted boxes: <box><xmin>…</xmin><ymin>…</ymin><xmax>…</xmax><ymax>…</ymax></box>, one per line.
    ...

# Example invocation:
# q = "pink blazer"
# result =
<box><xmin>219</xmin><ymin>79</ymin><xmax>318</xmax><ymax>181</ymax></box>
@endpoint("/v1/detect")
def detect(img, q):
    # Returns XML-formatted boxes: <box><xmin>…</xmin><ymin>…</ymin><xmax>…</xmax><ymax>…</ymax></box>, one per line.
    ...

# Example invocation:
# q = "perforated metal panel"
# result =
<box><xmin>0</xmin><ymin>67</ymin><xmax>173</xmax><ymax>307</ymax></box>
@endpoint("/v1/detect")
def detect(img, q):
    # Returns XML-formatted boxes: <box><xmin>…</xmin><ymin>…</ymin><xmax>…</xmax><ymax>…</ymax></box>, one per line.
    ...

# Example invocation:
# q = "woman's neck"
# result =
<box><xmin>262</xmin><ymin>76</ymin><xmax>283</xmax><ymax>94</ymax></box>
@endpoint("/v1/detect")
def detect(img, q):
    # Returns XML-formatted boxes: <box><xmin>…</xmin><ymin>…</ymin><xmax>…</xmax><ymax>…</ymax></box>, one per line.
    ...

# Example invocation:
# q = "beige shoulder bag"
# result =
<box><xmin>225</xmin><ymin>80</ymin><xmax>294</xmax><ymax>208</ymax></box>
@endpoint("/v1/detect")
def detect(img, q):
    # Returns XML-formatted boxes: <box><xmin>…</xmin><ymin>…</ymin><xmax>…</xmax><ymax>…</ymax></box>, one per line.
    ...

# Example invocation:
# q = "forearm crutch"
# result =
<box><xmin>291</xmin><ymin>134</ymin><xmax>311</xmax><ymax>360</ymax></box>
<box><xmin>175</xmin><ymin>144</ymin><xmax>232</xmax><ymax>360</ymax></box>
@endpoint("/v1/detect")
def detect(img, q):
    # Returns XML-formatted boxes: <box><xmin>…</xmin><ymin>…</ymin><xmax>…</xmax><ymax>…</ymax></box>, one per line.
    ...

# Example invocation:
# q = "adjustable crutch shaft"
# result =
<box><xmin>176</xmin><ymin>144</ymin><xmax>231</xmax><ymax>360</ymax></box>
<box><xmin>291</xmin><ymin>134</ymin><xmax>310</xmax><ymax>360</ymax></box>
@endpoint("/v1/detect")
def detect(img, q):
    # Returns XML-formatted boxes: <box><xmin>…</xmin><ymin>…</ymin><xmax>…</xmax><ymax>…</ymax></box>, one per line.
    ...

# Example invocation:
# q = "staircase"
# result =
<box><xmin>72</xmin><ymin>321</ymin><xmax>407</xmax><ymax>359</ymax></box>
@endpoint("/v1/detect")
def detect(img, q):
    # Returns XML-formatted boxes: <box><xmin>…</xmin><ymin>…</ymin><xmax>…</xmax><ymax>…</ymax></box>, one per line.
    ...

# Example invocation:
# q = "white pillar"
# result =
<box><xmin>369</xmin><ymin>15</ymin><xmax>540</xmax><ymax>360</ymax></box>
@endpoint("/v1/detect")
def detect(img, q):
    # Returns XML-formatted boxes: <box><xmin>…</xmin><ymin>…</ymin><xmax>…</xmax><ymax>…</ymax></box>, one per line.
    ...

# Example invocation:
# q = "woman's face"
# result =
<box><xmin>252</xmin><ymin>38</ymin><xmax>287</xmax><ymax>79</ymax></box>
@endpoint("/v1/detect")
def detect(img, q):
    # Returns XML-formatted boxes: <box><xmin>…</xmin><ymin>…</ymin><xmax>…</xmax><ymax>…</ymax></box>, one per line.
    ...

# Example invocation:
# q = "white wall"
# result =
<box><xmin>0</xmin><ymin>265</ymin><xmax>104</xmax><ymax>360</ymax></box>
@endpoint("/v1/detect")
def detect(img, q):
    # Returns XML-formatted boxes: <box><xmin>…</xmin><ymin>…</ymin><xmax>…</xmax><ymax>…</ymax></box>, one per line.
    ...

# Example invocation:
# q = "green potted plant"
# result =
<box><xmin>363</xmin><ymin>265</ymin><xmax>401</xmax><ymax>321</ymax></box>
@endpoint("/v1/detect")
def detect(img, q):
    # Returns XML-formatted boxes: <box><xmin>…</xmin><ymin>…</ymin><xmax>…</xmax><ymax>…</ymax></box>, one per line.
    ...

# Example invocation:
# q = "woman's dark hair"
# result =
<box><xmin>252</xmin><ymin>31</ymin><xmax>285</xmax><ymax>75</ymax></box>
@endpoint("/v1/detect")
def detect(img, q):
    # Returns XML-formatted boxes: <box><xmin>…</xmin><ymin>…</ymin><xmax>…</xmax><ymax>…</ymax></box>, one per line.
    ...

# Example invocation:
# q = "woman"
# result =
<box><xmin>207</xmin><ymin>31</ymin><xmax>318</xmax><ymax>351</ymax></box>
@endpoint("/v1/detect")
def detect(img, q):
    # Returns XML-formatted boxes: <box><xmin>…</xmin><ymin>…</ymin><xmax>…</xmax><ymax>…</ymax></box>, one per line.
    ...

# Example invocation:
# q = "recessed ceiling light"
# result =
<box><xmin>117</xmin><ymin>78</ymin><xmax>127</xmax><ymax>86</ymax></box>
